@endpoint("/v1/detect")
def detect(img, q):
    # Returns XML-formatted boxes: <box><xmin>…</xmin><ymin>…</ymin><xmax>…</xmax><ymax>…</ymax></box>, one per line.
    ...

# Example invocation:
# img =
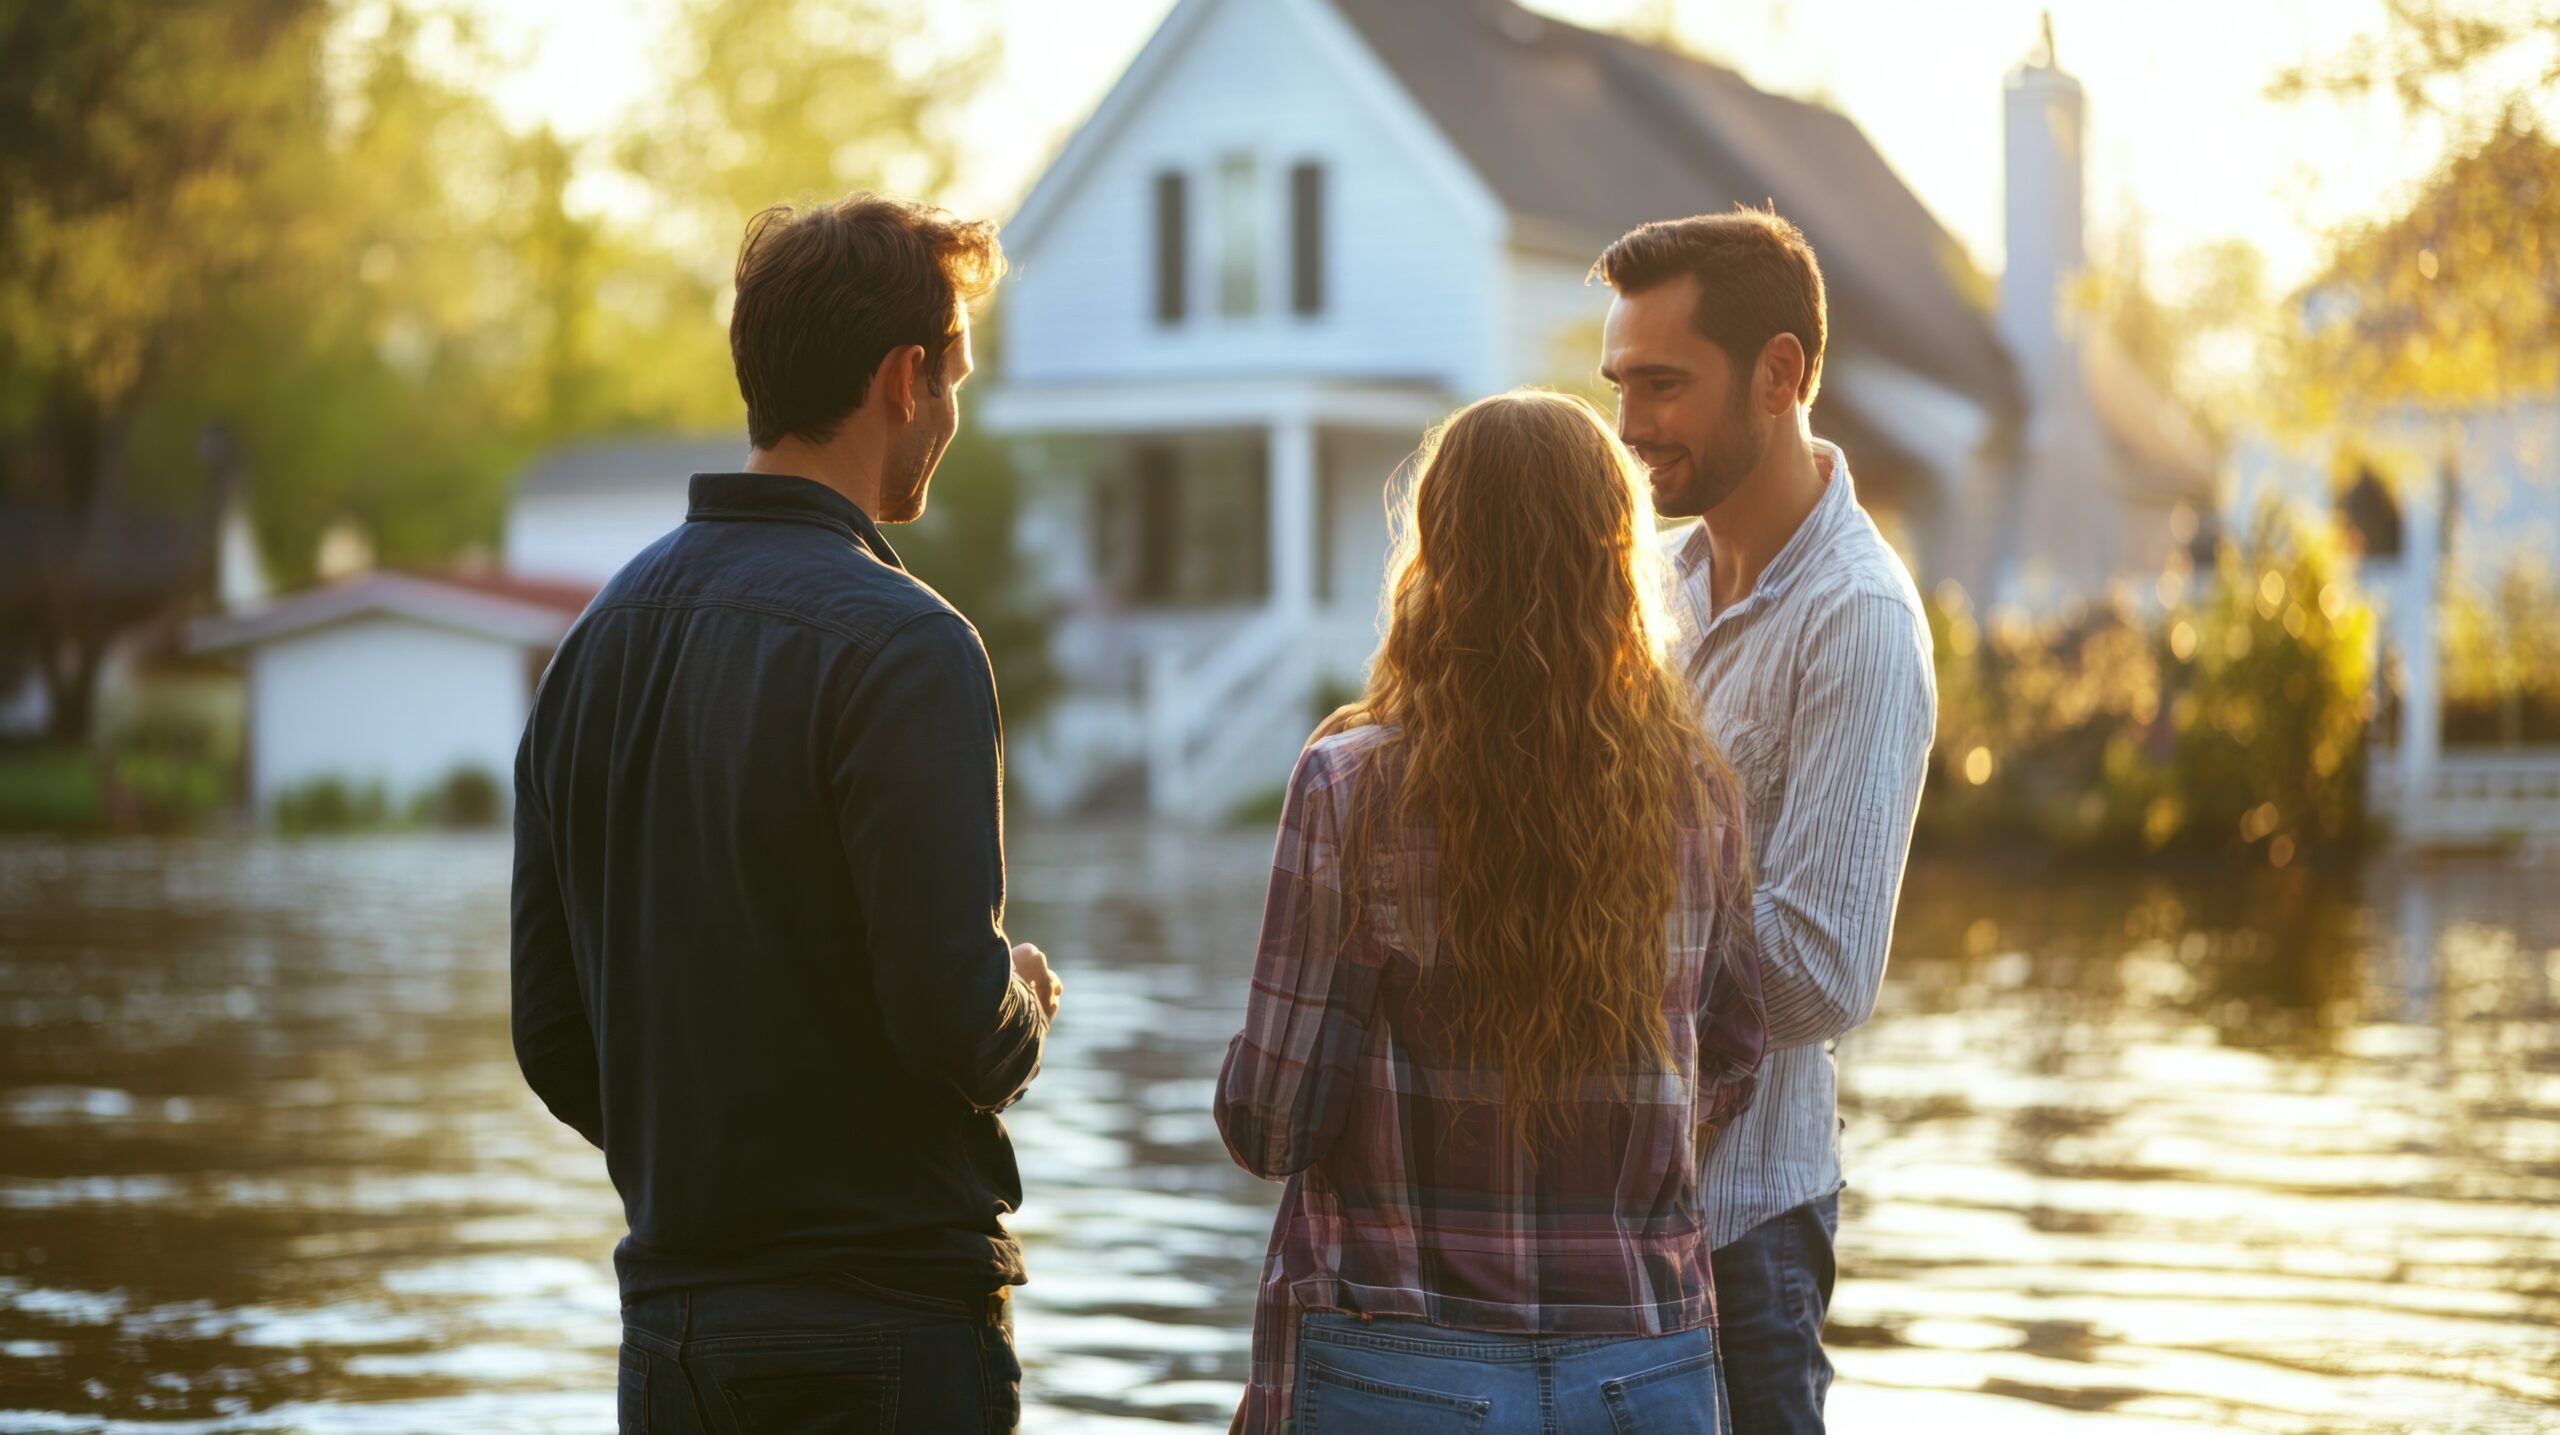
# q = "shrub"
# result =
<box><xmin>0</xmin><ymin>746</ymin><xmax>108</xmax><ymax>833</ymax></box>
<box><xmin>273</xmin><ymin>777</ymin><xmax>391</xmax><ymax>835</ymax></box>
<box><xmin>1923</xmin><ymin>502</ymin><xmax>2374</xmax><ymax>865</ymax></box>
<box><xmin>413</xmin><ymin>766</ymin><xmax>505</xmax><ymax>829</ymax></box>
<box><xmin>2441</xmin><ymin>563</ymin><xmax>2560</xmax><ymax>746</ymax></box>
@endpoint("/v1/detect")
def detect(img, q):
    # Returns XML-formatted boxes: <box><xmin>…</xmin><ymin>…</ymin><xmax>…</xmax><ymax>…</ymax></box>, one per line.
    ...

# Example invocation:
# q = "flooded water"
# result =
<box><xmin>0</xmin><ymin>827</ymin><xmax>2552</xmax><ymax>1433</ymax></box>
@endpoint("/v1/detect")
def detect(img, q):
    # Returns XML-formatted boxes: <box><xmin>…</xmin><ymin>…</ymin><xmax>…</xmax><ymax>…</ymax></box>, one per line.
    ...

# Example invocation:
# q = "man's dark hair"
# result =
<box><xmin>729</xmin><ymin>193</ymin><xmax>1006</xmax><ymax>450</ymax></box>
<box><xmin>1591</xmin><ymin>208</ymin><xmax>1827</xmax><ymax>405</ymax></box>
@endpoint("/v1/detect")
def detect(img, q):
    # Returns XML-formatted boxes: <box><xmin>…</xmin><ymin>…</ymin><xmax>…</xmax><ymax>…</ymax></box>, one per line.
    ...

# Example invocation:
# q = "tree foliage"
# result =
<box><xmin>617</xmin><ymin>0</ymin><xmax>989</xmax><ymax>270</ymax></box>
<box><xmin>2</xmin><ymin>0</ymin><xmax>345</xmax><ymax>738</ymax></box>
<box><xmin>2074</xmin><ymin>221</ymin><xmax>2275</xmax><ymax>446</ymax></box>
<box><xmin>2274</xmin><ymin>2</ymin><xmax>2560</xmax><ymax>413</ymax></box>
<box><xmin>1</xmin><ymin>0</ymin><xmax>1010</xmax><ymax>741</ymax></box>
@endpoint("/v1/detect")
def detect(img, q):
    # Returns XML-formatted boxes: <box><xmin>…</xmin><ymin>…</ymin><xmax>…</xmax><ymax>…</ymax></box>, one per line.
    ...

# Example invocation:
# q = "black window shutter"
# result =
<box><xmin>1154</xmin><ymin>171</ymin><xmax>1188</xmax><ymax>324</ymax></box>
<box><xmin>1289</xmin><ymin>161</ymin><xmax>1325</xmax><ymax>316</ymax></box>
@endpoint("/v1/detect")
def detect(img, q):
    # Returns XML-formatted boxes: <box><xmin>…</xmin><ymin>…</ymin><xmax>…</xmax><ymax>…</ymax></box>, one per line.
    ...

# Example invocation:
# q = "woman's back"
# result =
<box><xmin>1225</xmin><ymin>723</ymin><xmax>1756</xmax><ymax>1314</ymax></box>
<box><xmin>1215</xmin><ymin>389</ymin><xmax>1768</xmax><ymax>1435</ymax></box>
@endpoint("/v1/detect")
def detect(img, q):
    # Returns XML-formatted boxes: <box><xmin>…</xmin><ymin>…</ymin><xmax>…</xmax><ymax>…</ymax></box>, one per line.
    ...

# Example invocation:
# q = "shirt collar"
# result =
<box><xmin>1672</xmin><ymin>440</ymin><xmax>1853</xmax><ymax>607</ymax></box>
<box><xmin>686</xmin><ymin>472</ymin><xmax>902</xmax><ymax>569</ymax></box>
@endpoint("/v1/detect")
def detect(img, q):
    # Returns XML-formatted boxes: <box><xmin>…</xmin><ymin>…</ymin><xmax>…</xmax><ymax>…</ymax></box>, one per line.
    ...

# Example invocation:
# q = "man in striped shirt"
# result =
<box><xmin>1594</xmin><ymin>211</ymin><xmax>1938</xmax><ymax>1435</ymax></box>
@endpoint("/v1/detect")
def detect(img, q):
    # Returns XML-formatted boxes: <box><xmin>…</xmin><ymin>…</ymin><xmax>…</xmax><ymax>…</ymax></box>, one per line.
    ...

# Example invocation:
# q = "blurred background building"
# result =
<box><xmin>984</xmin><ymin>0</ymin><xmax>2212</xmax><ymax>819</ymax></box>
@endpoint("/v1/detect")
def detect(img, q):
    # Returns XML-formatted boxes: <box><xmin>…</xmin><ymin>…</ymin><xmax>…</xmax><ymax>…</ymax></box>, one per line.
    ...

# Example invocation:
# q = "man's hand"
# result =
<box><xmin>1011</xmin><ymin>942</ymin><xmax>1062</xmax><ymax>1022</ymax></box>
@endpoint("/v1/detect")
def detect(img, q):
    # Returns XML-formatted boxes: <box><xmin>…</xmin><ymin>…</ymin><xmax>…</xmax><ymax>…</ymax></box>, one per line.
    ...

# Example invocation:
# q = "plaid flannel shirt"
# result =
<box><xmin>1215</xmin><ymin>724</ymin><xmax>1768</xmax><ymax>1434</ymax></box>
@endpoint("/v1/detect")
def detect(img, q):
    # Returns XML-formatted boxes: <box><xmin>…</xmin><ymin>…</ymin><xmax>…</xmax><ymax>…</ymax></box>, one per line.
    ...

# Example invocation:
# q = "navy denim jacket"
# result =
<box><xmin>510</xmin><ymin>472</ymin><xmax>1048</xmax><ymax>1298</ymax></box>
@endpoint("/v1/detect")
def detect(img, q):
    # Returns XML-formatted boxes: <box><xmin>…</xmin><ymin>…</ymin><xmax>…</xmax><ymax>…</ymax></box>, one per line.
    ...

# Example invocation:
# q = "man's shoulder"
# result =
<box><xmin>600</xmin><ymin>520</ymin><xmax>959</xmax><ymax>654</ymax></box>
<box><xmin>1814</xmin><ymin>515</ymin><xmax>1929</xmax><ymax>628</ymax></box>
<box><xmin>1772</xmin><ymin>521</ymin><xmax>1931</xmax><ymax>692</ymax></box>
<box><xmin>804</xmin><ymin>559</ymin><xmax>966</xmax><ymax>651</ymax></box>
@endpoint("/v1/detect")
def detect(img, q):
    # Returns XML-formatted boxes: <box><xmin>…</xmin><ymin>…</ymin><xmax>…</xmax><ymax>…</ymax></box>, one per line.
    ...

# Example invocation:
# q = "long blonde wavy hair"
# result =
<box><xmin>1328</xmin><ymin>389</ymin><xmax>1741</xmax><ymax>1155</ymax></box>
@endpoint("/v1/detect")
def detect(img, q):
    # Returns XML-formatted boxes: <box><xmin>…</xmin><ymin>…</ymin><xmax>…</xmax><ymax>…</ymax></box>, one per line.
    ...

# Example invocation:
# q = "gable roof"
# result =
<box><xmin>1005</xmin><ymin>0</ymin><xmax>1501</xmax><ymax>257</ymax></box>
<box><xmin>1327</xmin><ymin>0</ymin><xmax>2019</xmax><ymax>416</ymax></box>
<box><xmin>187</xmin><ymin>570</ymin><xmax>597</xmax><ymax>655</ymax></box>
<box><xmin>516</xmin><ymin>435</ymin><xmax>746</xmax><ymax>502</ymax></box>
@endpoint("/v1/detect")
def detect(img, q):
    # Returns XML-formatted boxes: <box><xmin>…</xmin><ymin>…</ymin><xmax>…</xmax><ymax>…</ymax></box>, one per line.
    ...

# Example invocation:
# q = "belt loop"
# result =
<box><xmin>679</xmin><ymin>1289</ymin><xmax>693</xmax><ymax>1344</ymax></box>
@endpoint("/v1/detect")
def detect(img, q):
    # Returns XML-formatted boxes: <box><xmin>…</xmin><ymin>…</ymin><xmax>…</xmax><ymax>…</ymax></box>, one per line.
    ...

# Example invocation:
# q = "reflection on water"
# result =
<box><xmin>0</xmin><ymin>830</ymin><xmax>2553</xmax><ymax>1432</ymax></box>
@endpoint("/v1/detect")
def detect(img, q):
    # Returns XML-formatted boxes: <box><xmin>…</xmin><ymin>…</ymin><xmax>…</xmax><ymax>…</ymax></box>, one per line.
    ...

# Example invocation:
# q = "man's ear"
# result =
<box><xmin>1759</xmin><ymin>334</ymin><xmax>1808</xmax><ymax>414</ymax></box>
<box><xmin>874</xmin><ymin>344</ymin><xmax>928</xmax><ymax>424</ymax></box>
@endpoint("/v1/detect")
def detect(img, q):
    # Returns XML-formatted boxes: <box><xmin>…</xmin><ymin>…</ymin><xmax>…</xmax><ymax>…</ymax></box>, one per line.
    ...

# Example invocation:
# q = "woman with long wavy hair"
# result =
<box><xmin>1216</xmin><ymin>390</ymin><xmax>1769</xmax><ymax>1435</ymax></box>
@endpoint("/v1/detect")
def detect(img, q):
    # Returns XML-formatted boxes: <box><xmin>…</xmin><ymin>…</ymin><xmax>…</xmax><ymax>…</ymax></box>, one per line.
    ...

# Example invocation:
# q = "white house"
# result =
<box><xmin>188</xmin><ymin>571</ymin><xmax>595</xmax><ymax>816</ymax></box>
<box><xmin>184</xmin><ymin>435</ymin><xmax>740</xmax><ymax>821</ymax></box>
<box><xmin>986</xmin><ymin>0</ymin><xmax>2212</xmax><ymax>820</ymax></box>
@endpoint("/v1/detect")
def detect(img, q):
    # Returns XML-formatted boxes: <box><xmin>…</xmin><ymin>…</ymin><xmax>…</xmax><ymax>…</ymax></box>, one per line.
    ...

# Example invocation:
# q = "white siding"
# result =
<box><xmin>506</xmin><ymin>483</ymin><xmax>690</xmax><ymax>585</ymax></box>
<box><xmin>1004</xmin><ymin>0</ymin><xmax>1505</xmax><ymax>397</ymax></box>
<box><xmin>247</xmin><ymin>619</ymin><xmax>531</xmax><ymax>812</ymax></box>
<box><xmin>2229</xmin><ymin>400</ymin><xmax>2560</xmax><ymax>581</ymax></box>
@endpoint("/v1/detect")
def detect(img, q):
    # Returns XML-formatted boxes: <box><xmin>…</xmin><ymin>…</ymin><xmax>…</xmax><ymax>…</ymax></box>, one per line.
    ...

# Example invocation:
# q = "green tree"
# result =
<box><xmin>617</xmin><ymin>0</ymin><xmax>991</xmax><ymax>269</ymax></box>
<box><xmin>0</xmin><ymin>2</ymin><xmax>596</xmax><ymax>738</ymax></box>
<box><xmin>0</xmin><ymin>1</ymin><xmax>334</xmax><ymax>739</ymax></box>
<box><xmin>2274</xmin><ymin>3</ymin><xmax>2560</xmax><ymax>413</ymax></box>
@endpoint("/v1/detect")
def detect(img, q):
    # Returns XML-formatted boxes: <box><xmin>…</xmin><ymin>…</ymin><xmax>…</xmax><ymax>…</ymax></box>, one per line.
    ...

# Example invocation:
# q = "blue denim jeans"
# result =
<box><xmin>1295</xmin><ymin>1312</ymin><xmax>1730</xmax><ymax>1434</ymax></box>
<box><xmin>1707</xmin><ymin>1195</ymin><xmax>1839</xmax><ymax>1435</ymax></box>
<box><xmin>618</xmin><ymin>1274</ymin><xmax>1020</xmax><ymax>1433</ymax></box>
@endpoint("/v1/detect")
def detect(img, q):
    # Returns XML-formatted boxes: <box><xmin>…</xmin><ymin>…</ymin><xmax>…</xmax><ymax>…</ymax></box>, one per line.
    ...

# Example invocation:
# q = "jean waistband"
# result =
<box><xmin>624</xmin><ymin>1271</ymin><xmax>1011</xmax><ymax>1345</ymax></box>
<box><xmin>1299</xmin><ymin>1312</ymin><xmax>1710</xmax><ymax>1364</ymax></box>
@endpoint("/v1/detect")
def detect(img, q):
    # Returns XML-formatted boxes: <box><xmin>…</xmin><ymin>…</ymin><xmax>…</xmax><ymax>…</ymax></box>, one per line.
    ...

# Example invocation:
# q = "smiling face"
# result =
<box><xmin>1600</xmin><ymin>274</ymin><xmax>1768</xmax><ymax>521</ymax></box>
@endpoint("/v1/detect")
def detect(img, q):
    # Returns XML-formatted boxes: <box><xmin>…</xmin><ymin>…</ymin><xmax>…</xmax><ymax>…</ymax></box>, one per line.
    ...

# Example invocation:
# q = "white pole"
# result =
<box><xmin>2399</xmin><ymin>464</ymin><xmax>2443</xmax><ymax>830</ymax></box>
<box><xmin>1269</xmin><ymin>415</ymin><xmax>1317</xmax><ymax>619</ymax></box>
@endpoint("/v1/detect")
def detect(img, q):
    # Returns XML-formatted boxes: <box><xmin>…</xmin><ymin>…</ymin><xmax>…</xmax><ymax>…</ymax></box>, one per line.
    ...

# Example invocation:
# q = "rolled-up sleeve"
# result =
<box><xmin>831</xmin><ymin>612</ymin><xmax>1047</xmax><ymax>1114</ymax></box>
<box><xmin>1216</xmin><ymin>743</ymin><xmax>1379</xmax><ymax>1179</ymax></box>
<box><xmin>1751</xmin><ymin>590</ymin><xmax>1935</xmax><ymax>1050</ymax></box>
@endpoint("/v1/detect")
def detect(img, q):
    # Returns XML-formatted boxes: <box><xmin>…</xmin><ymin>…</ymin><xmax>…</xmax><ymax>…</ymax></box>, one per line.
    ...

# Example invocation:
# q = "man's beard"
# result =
<box><xmin>878</xmin><ymin>424</ymin><xmax>947</xmax><ymax>523</ymax></box>
<box><xmin>1660</xmin><ymin>382</ymin><xmax>1766</xmax><ymax>519</ymax></box>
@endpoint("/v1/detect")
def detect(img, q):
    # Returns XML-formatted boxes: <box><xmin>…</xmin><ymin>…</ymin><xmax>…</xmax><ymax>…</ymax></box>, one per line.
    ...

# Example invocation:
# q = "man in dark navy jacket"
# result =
<box><xmin>510</xmin><ymin>193</ymin><xmax>1059</xmax><ymax>1434</ymax></box>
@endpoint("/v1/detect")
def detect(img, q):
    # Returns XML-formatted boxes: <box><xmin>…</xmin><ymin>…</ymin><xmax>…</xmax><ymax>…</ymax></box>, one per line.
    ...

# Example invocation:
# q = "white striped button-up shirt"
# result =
<box><xmin>1666</xmin><ymin>441</ymin><xmax>1936</xmax><ymax>1248</ymax></box>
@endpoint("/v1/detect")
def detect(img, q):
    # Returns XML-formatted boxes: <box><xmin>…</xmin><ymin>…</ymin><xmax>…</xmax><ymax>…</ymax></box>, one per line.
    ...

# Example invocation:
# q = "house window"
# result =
<box><xmin>1153</xmin><ymin>170</ymin><xmax>1187</xmax><ymax>324</ymax></box>
<box><xmin>1215</xmin><ymin>153</ymin><xmax>1261</xmax><ymax>318</ymax></box>
<box><xmin>1289</xmin><ymin>161</ymin><xmax>1325</xmax><ymax>316</ymax></box>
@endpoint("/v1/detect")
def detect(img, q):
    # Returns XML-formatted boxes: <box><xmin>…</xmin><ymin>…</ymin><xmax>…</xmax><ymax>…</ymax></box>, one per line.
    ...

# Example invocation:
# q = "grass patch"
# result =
<box><xmin>0</xmin><ymin>747</ymin><xmax>108</xmax><ymax>832</ymax></box>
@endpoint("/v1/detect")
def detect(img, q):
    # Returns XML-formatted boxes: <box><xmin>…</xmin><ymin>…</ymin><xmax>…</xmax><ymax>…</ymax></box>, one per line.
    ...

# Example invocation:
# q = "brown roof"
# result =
<box><xmin>1328</xmin><ymin>0</ymin><xmax>2020</xmax><ymax>417</ymax></box>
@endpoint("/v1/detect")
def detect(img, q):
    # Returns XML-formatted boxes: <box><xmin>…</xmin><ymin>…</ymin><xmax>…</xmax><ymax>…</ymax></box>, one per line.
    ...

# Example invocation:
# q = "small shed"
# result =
<box><xmin>187</xmin><ymin>572</ymin><xmax>594</xmax><ymax>819</ymax></box>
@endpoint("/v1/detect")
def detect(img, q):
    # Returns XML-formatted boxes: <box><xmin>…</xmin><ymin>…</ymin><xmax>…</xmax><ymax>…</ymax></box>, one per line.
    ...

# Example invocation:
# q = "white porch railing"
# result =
<box><xmin>1144</xmin><ymin>609</ymin><xmax>1322</xmax><ymax>824</ymax></box>
<box><xmin>2371</xmin><ymin>747</ymin><xmax>2560</xmax><ymax>849</ymax></box>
